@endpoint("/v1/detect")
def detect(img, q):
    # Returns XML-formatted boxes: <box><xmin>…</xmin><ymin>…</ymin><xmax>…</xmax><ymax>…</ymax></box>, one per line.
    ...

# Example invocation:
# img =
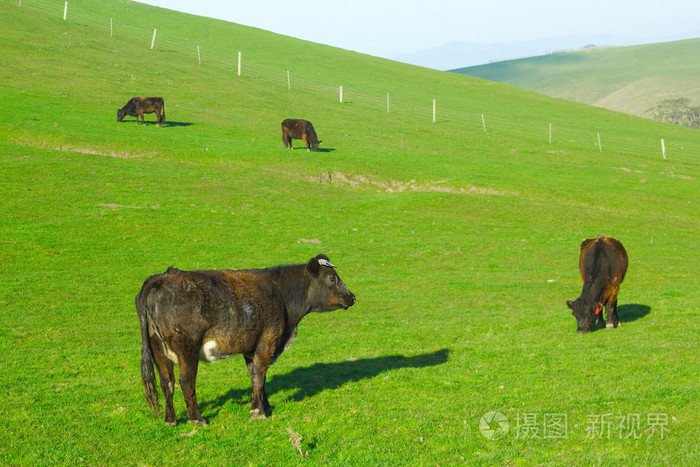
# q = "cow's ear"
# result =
<box><xmin>566</xmin><ymin>300</ymin><xmax>574</xmax><ymax>310</ymax></box>
<box><xmin>306</xmin><ymin>256</ymin><xmax>321</xmax><ymax>276</ymax></box>
<box><xmin>318</xmin><ymin>141</ymin><xmax>323</xmax><ymax>145</ymax></box>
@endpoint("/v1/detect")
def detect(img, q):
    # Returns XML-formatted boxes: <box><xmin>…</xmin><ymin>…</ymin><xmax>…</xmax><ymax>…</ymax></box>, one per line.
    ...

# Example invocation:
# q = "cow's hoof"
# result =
<box><xmin>190</xmin><ymin>418</ymin><xmax>208</xmax><ymax>427</ymax></box>
<box><xmin>606</xmin><ymin>322</ymin><xmax>615</xmax><ymax>329</ymax></box>
<box><xmin>164</xmin><ymin>420</ymin><xmax>177</xmax><ymax>427</ymax></box>
<box><xmin>250</xmin><ymin>408</ymin><xmax>268</xmax><ymax>420</ymax></box>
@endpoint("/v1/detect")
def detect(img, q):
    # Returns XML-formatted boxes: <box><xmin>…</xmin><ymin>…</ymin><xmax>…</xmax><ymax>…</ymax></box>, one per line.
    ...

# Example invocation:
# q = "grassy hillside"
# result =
<box><xmin>453</xmin><ymin>39</ymin><xmax>700</xmax><ymax>119</ymax></box>
<box><xmin>1</xmin><ymin>0</ymin><xmax>698</xmax><ymax>464</ymax></box>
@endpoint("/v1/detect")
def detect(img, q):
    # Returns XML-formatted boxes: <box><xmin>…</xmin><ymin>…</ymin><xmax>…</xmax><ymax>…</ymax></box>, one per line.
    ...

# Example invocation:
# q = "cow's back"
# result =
<box><xmin>578</xmin><ymin>235</ymin><xmax>628</xmax><ymax>286</ymax></box>
<box><xmin>140</xmin><ymin>267</ymin><xmax>285</xmax><ymax>354</ymax></box>
<box><xmin>138</xmin><ymin>268</ymin><xmax>213</xmax><ymax>332</ymax></box>
<box><xmin>282</xmin><ymin>119</ymin><xmax>304</xmax><ymax>138</ymax></box>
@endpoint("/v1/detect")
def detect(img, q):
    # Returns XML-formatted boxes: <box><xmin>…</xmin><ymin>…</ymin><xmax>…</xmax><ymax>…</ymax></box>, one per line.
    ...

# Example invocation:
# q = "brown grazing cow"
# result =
<box><xmin>566</xmin><ymin>235</ymin><xmax>628</xmax><ymax>333</ymax></box>
<box><xmin>281</xmin><ymin>118</ymin><xmax>321</xmax><ymax>151</ymax></box>
<box><xmin>117</xmin><ymin>97</ymin><xmax>166</xmax><ymax>127</ymax></box>
<box><xmin>136</xmin><ymin>254</ymin><xmax>355</xmax><ymax>426</ymax></box>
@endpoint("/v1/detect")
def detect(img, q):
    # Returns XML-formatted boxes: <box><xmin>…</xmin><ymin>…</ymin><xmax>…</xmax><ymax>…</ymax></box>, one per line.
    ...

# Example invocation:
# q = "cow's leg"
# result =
<box><xmin>596</xmin><ymin>308</ymin><xmax>606</xmax><ymax>330</ymax></box>
<box><xmin>177</xmin><ymin>346</ymin><xmax>207</xmax><ymax>427</ymax></box>
<box><xmin>155</xmin><ymin>110</ymin><xmax>162</xmax><ymax>127</ymax></box>
<box><xmin>302</xmin><ymin>134</ymin><xmax>310</xmax><ymax>152</ymax></box>
<box><xmin>151</xmin><ymin>343</ymin><xmax>177</xmax><ymax>426</ymax></box>
<box><xmin>283</xmin><ymin>133</ymin><xmax>292</xmax><ymax>149</ymax></box>
<box><xmin>244</xmin><ymin>355</ymin><xmax>272</xmax><ymax>419</ymax></box>
<box><xmin>607</xmin><ymin>298</ymin><xmax>620</xmax><ymax>329</ymax></box>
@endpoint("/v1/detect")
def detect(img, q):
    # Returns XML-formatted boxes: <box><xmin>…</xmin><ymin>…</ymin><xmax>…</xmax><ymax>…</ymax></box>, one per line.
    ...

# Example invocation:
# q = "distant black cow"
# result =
<box><xmin>136</xmin><ymin>254</ymin><xmax>355</xmax><ymax>426</ymax></box>
<box><xmin>281</xmin><ymin>119</ymin><xmax>321</xmax><ymax>152</ymax></box>
<box><xmin>567</xmin><ymin>235</ymin><xmax>628</xmax><ymax>333</ymax></box>
<box><xmin>117</xmin><ymin>97</ymin><xmax>165</xmax><ymax>127</ymax></box>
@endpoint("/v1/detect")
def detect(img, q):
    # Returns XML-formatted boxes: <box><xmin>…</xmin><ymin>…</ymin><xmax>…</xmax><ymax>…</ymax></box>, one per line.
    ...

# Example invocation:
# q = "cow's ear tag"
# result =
<box><xmin>595</xmin><ymin>306</ymin><xmax>600</xmax><ymax>315</ymax></box>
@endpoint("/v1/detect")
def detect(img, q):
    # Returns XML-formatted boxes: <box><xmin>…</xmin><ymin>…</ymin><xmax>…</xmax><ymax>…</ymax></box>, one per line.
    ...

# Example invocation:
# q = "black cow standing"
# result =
<box><xmin>136</xmin><ymin>254</ymin><xmax>355</xmax><ymax>426</ymax></box>
<box><xmin>117</xmin><ymin>97</ymin><xmax>166</xmax><ymax>127</ymax></box>
<box><xmin>281</xmin><ymin>119</ymin><xmax>321</xmax><ymax>152</ymax></box>
<box><xmin>567</xmin><ymin>235</ymin><xmax>628</xmax><ymax>333</ymax></box>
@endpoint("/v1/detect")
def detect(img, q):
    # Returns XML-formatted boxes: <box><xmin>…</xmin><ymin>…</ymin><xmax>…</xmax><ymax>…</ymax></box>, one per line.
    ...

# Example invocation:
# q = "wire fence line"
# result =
<box><xmin>8</xmin><ymin>0</ymin><xmax>693</xmax><ymax>161</ymax></box>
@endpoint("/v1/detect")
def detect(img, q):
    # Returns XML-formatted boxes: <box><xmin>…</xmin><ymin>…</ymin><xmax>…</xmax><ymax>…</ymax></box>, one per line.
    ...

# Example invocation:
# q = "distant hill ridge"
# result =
<box><xmin>451</xmin><ymin>38</ymin><xmax>700</xmax><ymax>123</ymax></box>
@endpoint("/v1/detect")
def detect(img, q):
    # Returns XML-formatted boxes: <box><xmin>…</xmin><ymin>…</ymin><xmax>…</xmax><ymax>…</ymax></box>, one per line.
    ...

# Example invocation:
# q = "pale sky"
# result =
<box><xmin>135</xmin><ymin>0</ymin><xmax>700</xmax><ymax>58</ymax></box>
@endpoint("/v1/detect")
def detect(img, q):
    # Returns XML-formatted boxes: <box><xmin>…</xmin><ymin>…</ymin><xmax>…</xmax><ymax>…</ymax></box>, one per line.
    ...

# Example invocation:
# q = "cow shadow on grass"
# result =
<box><xmin>119</xmin><ymin>120</ymin><xmax>193</xmax><ymax>127</ymax></box>
<box><xmin>618</xmin><ymin>304</ymin><xmax>651</xmax><ymax>323</ymax></box>
<box><xmin>200</xmin><ymin>348</ymin><xmax>449</xmax><ymax>417</ymax></box>
<box><xmin>163</xmin><ymin>121</ymin><xmax>193</xmax><ymax>127</ymax></box>
<box><xmin>287</xmin><ymin>147</ymin><xmax>335</xmax><ymax>153</ymax></box>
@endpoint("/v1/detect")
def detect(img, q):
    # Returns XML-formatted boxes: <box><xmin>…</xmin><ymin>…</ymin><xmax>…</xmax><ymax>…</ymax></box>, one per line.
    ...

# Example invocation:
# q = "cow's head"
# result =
<box><xmin>311</xmin><ymin>140</ymin><xmax>322</xmax><ymax>152</ymax></box>
<box><xmin>566</xmin><ymin>298</ymin><xmax>602</xmax><ymax>333</ymax></box>
<box><xmin>306</xmin><ymin>254</ymin><xmax>355</xmax><ymax>312</ymax></box>
<box><xmin>117</xmin><ymin>108</ymin><xmax>126</xmax><ymax>122</ymax></box>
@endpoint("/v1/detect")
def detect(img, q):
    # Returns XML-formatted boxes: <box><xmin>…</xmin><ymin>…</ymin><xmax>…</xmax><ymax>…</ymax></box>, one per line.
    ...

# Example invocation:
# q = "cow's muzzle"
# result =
<box><xmin>342</xmin><ymin>292</ymin><xmax>356</xmax><ymax>310</ymax></box>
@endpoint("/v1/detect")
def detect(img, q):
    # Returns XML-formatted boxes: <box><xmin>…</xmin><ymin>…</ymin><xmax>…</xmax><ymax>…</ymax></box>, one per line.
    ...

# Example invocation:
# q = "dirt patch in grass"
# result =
<box><xmin>98</xmin><ymin>203</ymin><xmax>144</xmax><ymax>209</ymax></box>
<box><xmin>12</xmin><ymin>137</ymin><xmax>153</xmax><ymax>158</ymax></box>
<box><xmin>66</xmin><ymin>147</ymin><xmax>152</xmax><ymax>158</ymax></box>
<box><xmin>615</xmin><ymin>166</ymin><xmax>694</xmax><ymax>180</ymax></box>
<box><xmin>307</xmin><ymin>171</ymin><xmax>510</xmax><ymax>195</ymax></box>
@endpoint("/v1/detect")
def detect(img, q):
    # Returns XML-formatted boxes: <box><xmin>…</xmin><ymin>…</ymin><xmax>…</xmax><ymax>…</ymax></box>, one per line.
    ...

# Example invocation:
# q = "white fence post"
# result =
<box><xmin>150</xmin><ymin>29</ymin><xmax>157</xmax><ymax>49</ymax></box>
<box><xmin>481</xmin><ymin>114</ymin><xmax>486</xmax><ymax>132</ymax></box>
<box><xmin>287</xmin><ymin>70</ymin><xmax>291</xmax><ymax>90</ymax></box>
<box><xmin>661</xmin><ymin>139</ymin><xmax>666</xmax><ymax>159</ymax></box>
<box><xmin>339</xmin><ymin>86</ymin><xmax>343</xmax><ymax>103</ymax></box>
<box><xmin>597</xmin><ymin>133</ymin><xmax>602</xmax><ymax>152</ymax></box>
<box><xmin>196</xmin><ymin>45</ymin><xmax>200</xmax><ymax>64</ymax></box>
<box><xmin>237</xmin><ymin>51</ymin><xmax>241</xmax><ymax>76</ymax></box>
<box><xmin>63</xmin><ymin>2</ymin><xmax>67</xmax><ymax>20</ymax></box>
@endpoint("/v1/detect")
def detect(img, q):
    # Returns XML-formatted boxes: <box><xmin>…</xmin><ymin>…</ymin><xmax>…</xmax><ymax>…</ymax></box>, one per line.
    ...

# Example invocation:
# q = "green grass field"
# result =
<box><xmin>1</xmin><ymin>0</ymin><xmax>698</xmax><ymax>464</ymax></box>
<box><xmin>453</xmin><ymin>39</ymin><xmax>700</xmax><ymax>119</ymax></box>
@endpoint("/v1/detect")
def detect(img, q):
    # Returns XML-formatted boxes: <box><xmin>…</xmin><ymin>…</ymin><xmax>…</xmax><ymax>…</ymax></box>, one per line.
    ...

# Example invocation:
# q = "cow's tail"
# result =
<box><xmin>161</xmin><ymin>100</ymin><xmax>166</xmax><ymax>123</ymax></box>
<box><xmin>135</xmin><ymin>284</ymin><xmax>160</xmax><ymax>417</ymax></box>
<box><xmin>281</xmin><ymin>122</ymin><xmax>289</xmax><ymax>147</ymax></box>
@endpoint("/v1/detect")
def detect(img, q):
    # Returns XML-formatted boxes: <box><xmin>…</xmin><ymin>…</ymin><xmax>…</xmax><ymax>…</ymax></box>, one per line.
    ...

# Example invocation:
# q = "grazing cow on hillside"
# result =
<box><xmin>566</xmin><ymin>235</ymin><xmax>628</xmax><ymax>333</ymax></box>
<box><xmin>281</xmin><ymin>118</ymin><xmax>321</xmax><ymax>152</ymax></box>
<box><xmin>136</xmin><ymin>254</ymin><xmax>356</xmax><ymax>426</ymax></box>
<box><xmin>117</xmin><ymin>97</ymin><xmax>166</xmax><ymax>127</ymax></box>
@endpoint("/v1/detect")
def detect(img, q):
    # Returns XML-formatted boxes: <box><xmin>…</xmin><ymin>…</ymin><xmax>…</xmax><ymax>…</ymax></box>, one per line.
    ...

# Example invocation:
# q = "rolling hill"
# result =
<box><xmin>452</xmin><ymin>38</ymin><xmax>700</xmax><ymax>120</ymax></box>
<box><xmin>1</xmin><ymin>0</ymin><xmax>698</xmax><ymax>465</ymax></box>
